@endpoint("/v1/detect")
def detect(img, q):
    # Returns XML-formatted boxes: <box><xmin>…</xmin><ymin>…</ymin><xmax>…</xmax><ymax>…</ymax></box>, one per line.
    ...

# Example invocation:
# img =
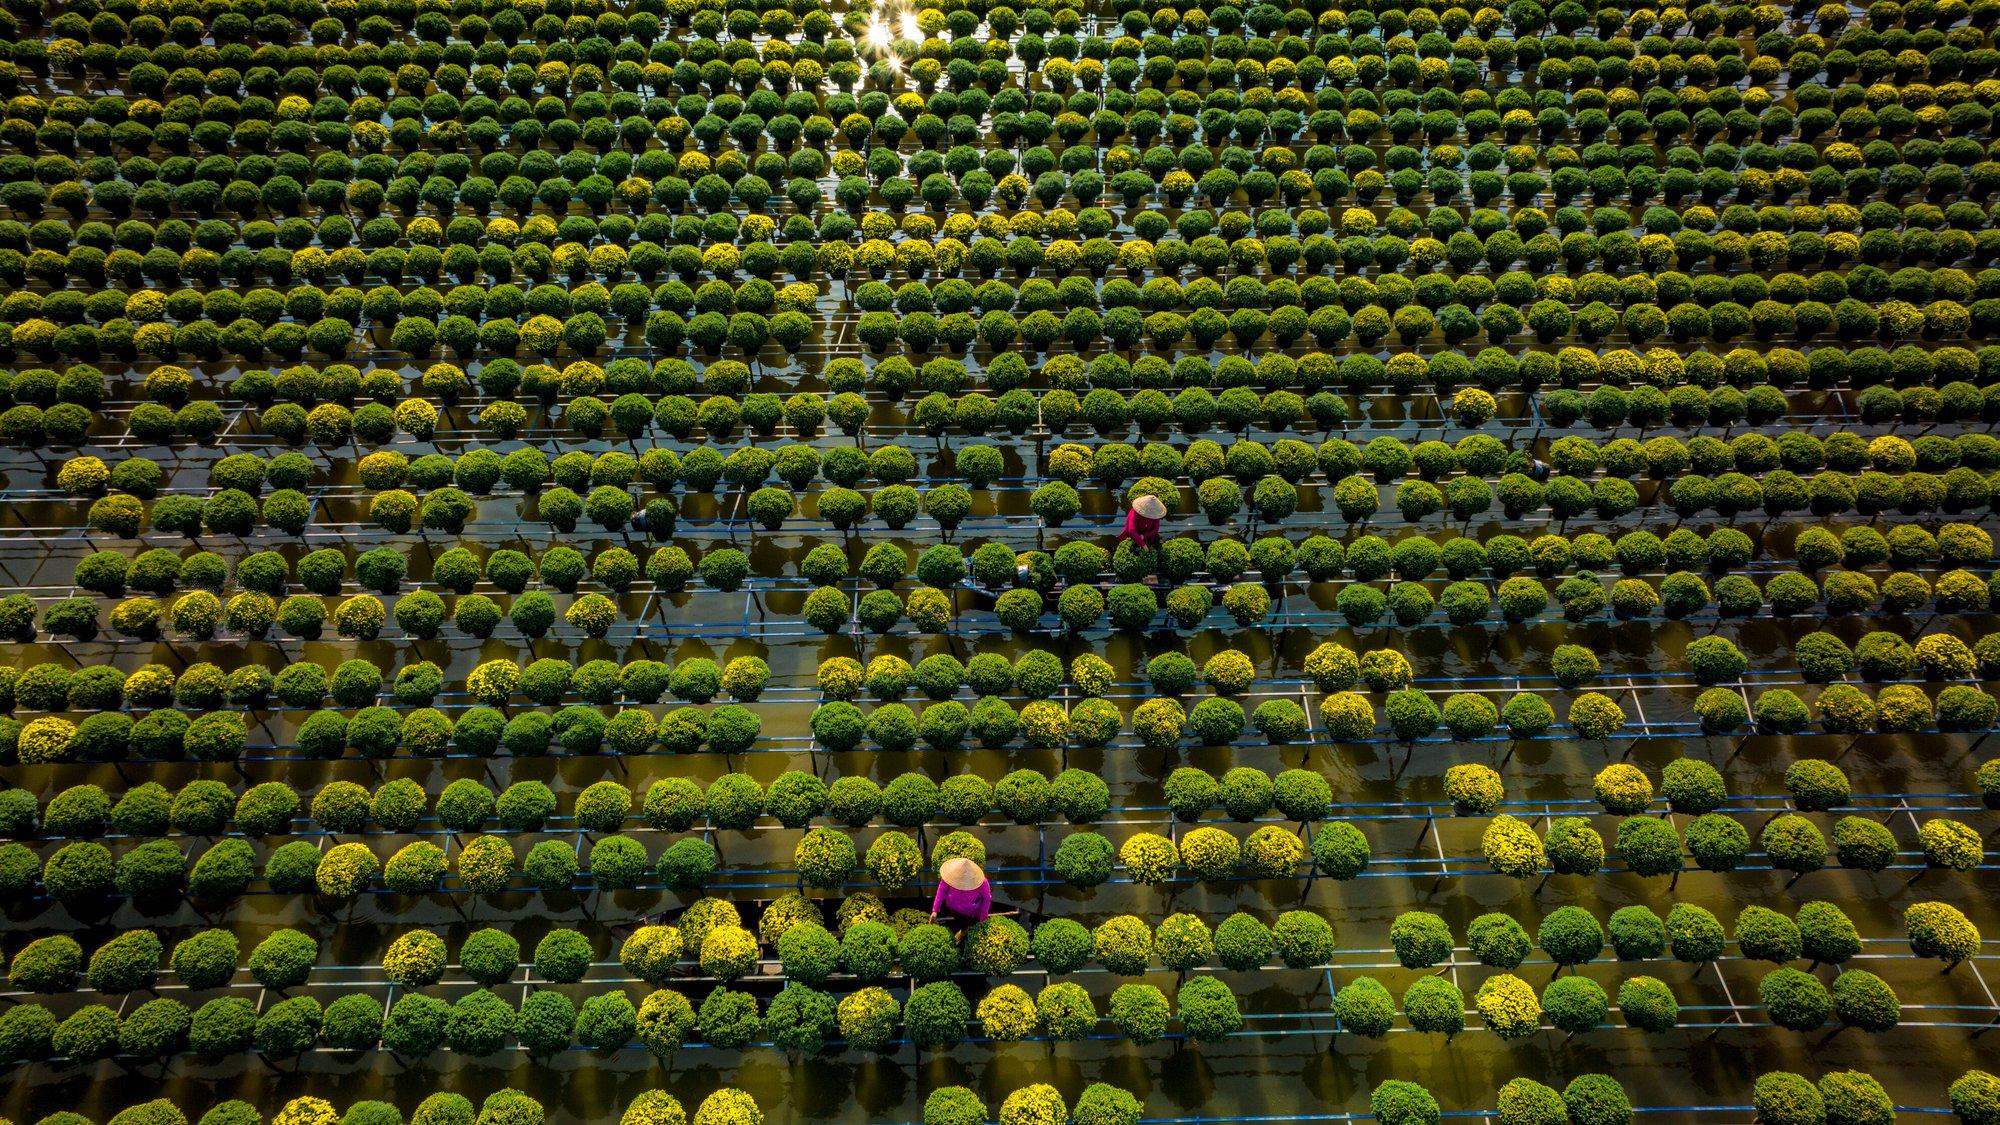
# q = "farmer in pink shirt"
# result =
<box><xmin>1115</xmin><ymin>493</ymin><xmax>1167</xmax><ymax>550</ymax></box>
<box><xmin>929</xmin><ymin>857</ymin><xmax>992</xmax><ymax>940</ymax></box>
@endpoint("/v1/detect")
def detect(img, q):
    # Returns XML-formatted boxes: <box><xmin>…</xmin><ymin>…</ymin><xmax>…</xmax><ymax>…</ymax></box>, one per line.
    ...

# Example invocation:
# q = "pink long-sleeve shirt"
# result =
<box><xmin>1116</xmin><ymin>507</ymin><xmax>1161</xmax><ymax>549</ymax></box>
<box><xmin>931</xmin><ymin>879</ymin><xmax>992</xmax><ymax>922</ymax></box>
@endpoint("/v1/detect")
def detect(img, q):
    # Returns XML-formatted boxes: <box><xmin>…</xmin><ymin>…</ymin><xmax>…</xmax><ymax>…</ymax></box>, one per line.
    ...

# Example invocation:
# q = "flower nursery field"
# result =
<box><xmin>2</xmin><ymin>0</ymin><xmax>2000</xmax><ymax>1121</ymax></box>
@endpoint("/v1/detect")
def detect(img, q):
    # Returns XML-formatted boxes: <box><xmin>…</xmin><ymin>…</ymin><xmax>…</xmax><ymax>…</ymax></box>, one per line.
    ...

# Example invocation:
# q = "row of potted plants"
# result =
<box><xmin>2</xmin><ymin>745</ymin><xmax>1935</xmax><ymax>840</ymax></box>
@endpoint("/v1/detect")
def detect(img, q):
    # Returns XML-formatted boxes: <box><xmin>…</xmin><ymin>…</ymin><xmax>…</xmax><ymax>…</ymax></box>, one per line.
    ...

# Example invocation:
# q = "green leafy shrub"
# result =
<box><xmin>1402</xmin><ymin>976</ymin><xmax>1465</xmax><ymax>1038</ymax></box>
<box><xmin>1834</xmin><ymin>816</ymin><xmax>1899</xmax><ymax>873</ymax></box>
<box><xmin>925</xmin><ymin>1089</ymin><xmax>987</xmax><ymax>1125</ymax></box>
<box><xmin>1312</xmin><ymin>822</ymin><xmax>1371</xmax><ymax>879</ymax></box>
<box><xmin>1389</xmin><ymin>912</ymin><xmax>1453</xmax><ymax>969</ymax></box>
<box><xmin>1832</xmin><ymin>969</ymin><xmax>1901</xmax><ymax>1032</ymax></box>
<box><xmin>1950</xmin><ymin>1071</ymin><xmax>2000</xmax><ymax>1125</ymax></box>
<box><xmin>1818</xmin><ymin>1072</ymin><xmax>1893</xmax><ymax>1125</ymax></box>
<box><xmin>1762</xmin><ymin>815</ymin><xmax>1828</xmax><ymax>877</ymax></box>
<box><xmin>1561</xmin><ymin>1076</ymin><xmax>1631</xmax><ymax>1125</ymax></box>
<box><xmin>903</xmin><ymin>980</ymin><xmax>971</xmax><ymax>1048</ymax></box>
<box><xmin>1618</xmin><ymin>976</ymin><xmax>1679</xmax><ymax>1032</ymax></box>
<box><xmin>1335</xmin><ymin>977</ymin><xmax>1397</xmax><ymax>1038</ymax></box>
<box><xmin>1175</xmin><ymin>976</ymin><xmax>1242</xmax><ymax>1043</ymax></box>
<box><xmin>1760</xmin><ymin>967</ymin><xmax>1832</xmax><ymax>1031</ymax></box>
<box><xmin>1496</xmin><ymin>1079</ymin><xmax>1567</xmax><ymax>1125</ymax></box>
<box><xmin>1538</xmin><ymin>970</ymin><xmax>1607</xmax><ymax>1036</ymax></box>
<box><xmin>1908</xmin><ymin>901</ymin><xmax>1982</xmax><ymax>965</ymax></box>
<box><xmin>1370</xmin><ymin>1082</ymin><xmax>1440</xmax><ymax>1125</ymax></box>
